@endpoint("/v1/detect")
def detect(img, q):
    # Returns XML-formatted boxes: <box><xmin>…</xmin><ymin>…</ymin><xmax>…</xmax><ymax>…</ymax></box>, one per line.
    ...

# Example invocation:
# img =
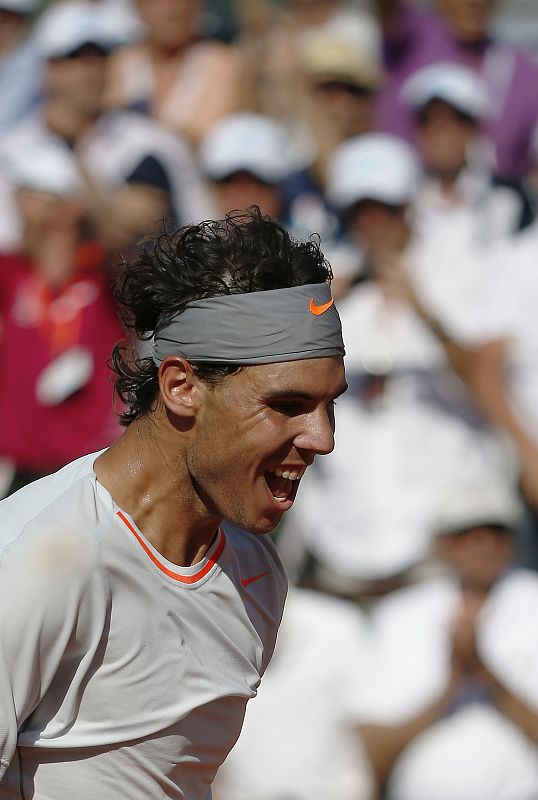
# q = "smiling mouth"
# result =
<box><xmin>264</xmin><ymin>467</ymin><xmax>306</xmax><ymax>504</ymax></box>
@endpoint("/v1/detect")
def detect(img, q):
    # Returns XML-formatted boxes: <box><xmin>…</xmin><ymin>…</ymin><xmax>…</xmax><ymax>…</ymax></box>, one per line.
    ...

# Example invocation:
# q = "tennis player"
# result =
<box><xmin>0</xmin><ymin>209</ymin><xmax>346</xmax><ymax>799</ymax></box>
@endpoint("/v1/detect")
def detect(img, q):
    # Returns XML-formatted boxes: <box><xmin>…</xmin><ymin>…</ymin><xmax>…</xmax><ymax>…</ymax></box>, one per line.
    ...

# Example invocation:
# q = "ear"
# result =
<box><xmin>158</xmin><ymin>356</ymin><xmax>203</xmax><ymax>419</ymax></box>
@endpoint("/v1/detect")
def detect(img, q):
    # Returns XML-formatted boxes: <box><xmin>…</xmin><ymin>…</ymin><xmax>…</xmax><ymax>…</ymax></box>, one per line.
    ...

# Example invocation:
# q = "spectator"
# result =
<box><xmin>235</xmin><ymin>0</ymin><xmax>380</xmax><ymax>123</ymax></box>
<box><xmin>360</xmin><ymin>479</ymin><xmax>538</xmax><ymax>800</ymax></box>
<box><xmin>374</xmin><ymin>0</ymin><xmax>538</xmax><ymax>178</ymax></box>
<box><xmin>0</xmin><ymin>0</ymin><xmax>42</xmax><ymax>133</ymax></box>
<box><xmin>0</xmin><ymin>141</ymin><xmax>123</xmax><ymax>497</ymax></box>
<box><xmin>0</xmin><ymin>1</ymin><xmax>215</xmax><ymax>253</ymax></box>
<box><xmin>402</xmin><ymin>61</ymin><xmax>534</xmax><ymax>245</ymax></box>
<box><xmin>105</xmin><ymin>0</ymin><xmax>246</xmax><ymax>147</ymax></box>
<box><xmin>279</xmin><ymin>134</ymin><xmax>513</xmax><ymax>591</ymax></box>
<box><xmin>214</xmin><ymin>581</ymin><xmax>374</xmax><ymax>800</ymax></box>
<box><xmin>451</xmin><ymin>223</ymin><xmax>538</xmax><ymax>514</ymax></box>
<box><xmin>199</xmin><ymin>112</ymin><xmax>290</xmax><ymax>220</ymax></box>
<box><xmin>279</xmin><ymin>29</ymin><xmax>383</xmax><ymax>247</ymax></box>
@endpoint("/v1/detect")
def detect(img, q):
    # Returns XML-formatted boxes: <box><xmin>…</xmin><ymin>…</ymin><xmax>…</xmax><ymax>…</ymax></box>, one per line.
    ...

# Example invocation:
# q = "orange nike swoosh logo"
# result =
<box><xmin>309</xmin><ymin>297</ymin><xmax>334</xmax><ymax>316</ymax></box>
<box><xmin>241</xmin><ymin>571</ymin><xmax>270</xmax><ymax>588</ymax></box>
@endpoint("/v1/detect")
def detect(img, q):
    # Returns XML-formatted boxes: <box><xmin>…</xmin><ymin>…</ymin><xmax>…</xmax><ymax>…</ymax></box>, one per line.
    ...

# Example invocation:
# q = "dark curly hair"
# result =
<box><xmin>111</xmin><ymin>207</ymin><xmax>333</xmax><ymax>425</ymax></box>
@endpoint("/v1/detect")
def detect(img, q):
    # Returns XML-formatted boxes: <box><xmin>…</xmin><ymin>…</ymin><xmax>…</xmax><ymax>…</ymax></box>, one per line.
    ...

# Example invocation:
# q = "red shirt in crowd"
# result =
<box><xmin>0</xmin><ymin>247</ymin><xmax>124</xmax><ymax>472</ymax></box>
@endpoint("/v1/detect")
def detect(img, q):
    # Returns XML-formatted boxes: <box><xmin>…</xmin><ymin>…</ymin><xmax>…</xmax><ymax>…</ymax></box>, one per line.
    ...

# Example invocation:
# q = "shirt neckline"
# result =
<box><xmin>115</xmin><ymin>509</ymin><xmax>226</xmax><ymax>585</ymax></box>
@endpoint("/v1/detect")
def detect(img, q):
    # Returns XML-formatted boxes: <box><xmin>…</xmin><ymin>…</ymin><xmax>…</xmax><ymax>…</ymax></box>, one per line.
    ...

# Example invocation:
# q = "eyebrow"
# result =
<box><xmin>266</xmin><ymin>383</ymin><xmax>348</xmax><ymax>402</ymax></box>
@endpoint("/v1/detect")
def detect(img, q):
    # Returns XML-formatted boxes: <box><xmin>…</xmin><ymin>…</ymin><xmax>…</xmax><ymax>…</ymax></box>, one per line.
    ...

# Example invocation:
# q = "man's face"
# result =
<box><xmin>436</xmin><ymin>525</ymin><xmax>514</xmax><ymax>589</ymax></box>
<box><xmin>136</xmin><ymin>0</ymin><xmax>200</xmax><ymax>50</ymax></box>
<box><xmin>212</xmin><ymin>171</ymin><xmax>282</xmax><ymax>220</ymax></box>
<box><xmin>44</xmin><ymin>44</ymin><xmax>108</xmax><ymax>116</ymax></box>
<box><xmin>348</xmin><ymin>200</ymin><xmax>410</xmax><ymax>255</ymax></box>
<box><xmin>417</xmin><ymin>99</ymin><xmax>478</xmax><ymax>177</ymax></box>
<box><xmin>313</xmin><ymin>80</ymin><xmax>376</xmax><ymax>140</ymax></box>
<box><xmin>438</xmin><ymin>0</ymin><xmax>496</xmax><ymax>43</ymax></box>
<box><xmin>186</xmin><ymin>356</ymin><xmax>346</xmax><ymax>534</ymax></box>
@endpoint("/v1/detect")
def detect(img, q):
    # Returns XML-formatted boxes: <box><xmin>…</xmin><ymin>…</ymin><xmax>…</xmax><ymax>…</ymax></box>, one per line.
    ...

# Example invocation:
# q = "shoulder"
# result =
<box><xmin>287</xmin><ymin>587</ymin><xmax>368</xmax><ymax>646</ymax></box>
<box><xmin>372</xmin><ymin>576</ymin><xmax>456</xmax><ymax>629</ymax></box>
<box><xmin>100</xmin><ymin>110</ymin><xmax>194</xmax><ymax>160</ymax></box>
<box><xmin>487</xmin><ymin>567</ymin><xmax>538</xmax><ymax>609</ymax></box>
<box><xmin>0</xmin><ymin>451</ymin><xmax>106</xmax><ymax>559</ymax></box>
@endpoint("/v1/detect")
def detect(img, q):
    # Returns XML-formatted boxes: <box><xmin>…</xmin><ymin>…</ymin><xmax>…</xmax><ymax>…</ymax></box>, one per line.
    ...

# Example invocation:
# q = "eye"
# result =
<box><xmin>269</xmin><ymin>400</ymin><xmax>307</xmax><ymax>417</ymax></box>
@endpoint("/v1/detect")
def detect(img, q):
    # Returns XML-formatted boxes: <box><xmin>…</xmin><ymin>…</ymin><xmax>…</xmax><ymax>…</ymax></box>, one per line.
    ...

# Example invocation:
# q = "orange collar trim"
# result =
<box><xmin>116</xmin><ymin>510</ymin><xmax>226</xmax><ymax>584</ymax></box>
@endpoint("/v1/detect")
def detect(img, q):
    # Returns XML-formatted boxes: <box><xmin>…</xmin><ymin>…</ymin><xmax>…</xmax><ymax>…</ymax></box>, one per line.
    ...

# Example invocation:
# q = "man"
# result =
<box><xmin>359</xmin><ymin>479</ymin><xmax>538</xmax><ymax>800</ymax></box>
<box><xmin>401</xmin><ymin>61</ymin><xmax>533</xmax><ymax>246</ymax></box>
<box><xmin>0</xmin><ymin>1</ymin><xmax>214</xmax><ymax>253</ymax></box>
<box><xmin>199</xmin><ymin>112</ymin><xmax>290</xmax><ymax>221</ymax></box>
<box><xmin>281</xmin><ymin>133</ymin><xmax>512</xmax><ymax>592</ymax></box>
<box><xmin>375</xmin><ymin>0</ymin><xmax>538</xmax><ymax>178</ymax></box>
<box><xmin>0</xmin><ymin>208</ymin><xmax>346</xmax><ymax>798</ymax></box>
<box><xmin>0</xmin><ymin>140</ymin><xmax>123</xmax><ymax>497</ymax></box>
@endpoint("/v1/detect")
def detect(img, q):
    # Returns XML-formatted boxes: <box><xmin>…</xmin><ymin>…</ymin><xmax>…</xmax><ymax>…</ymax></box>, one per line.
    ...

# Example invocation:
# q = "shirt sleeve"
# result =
<box><xmin>0</xmin><ymin>524</ymin><xmax>105</xmax><ymax>778</ymax></box>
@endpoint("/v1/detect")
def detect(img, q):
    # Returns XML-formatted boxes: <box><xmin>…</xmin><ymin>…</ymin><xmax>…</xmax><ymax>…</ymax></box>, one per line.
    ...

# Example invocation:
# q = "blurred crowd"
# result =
<box><xmin>1</xmin><ymin>0</ymin><xmax>538</xmax><ymax>798</ymax></box>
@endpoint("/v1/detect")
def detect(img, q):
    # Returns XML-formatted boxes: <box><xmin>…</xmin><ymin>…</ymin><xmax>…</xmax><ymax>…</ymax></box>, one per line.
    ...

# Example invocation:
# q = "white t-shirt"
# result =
<box><xmin>361</xmin><ymin>570</ymin><xmax>538</xmax><ymax>800</ymax></box>
<box><xmin>465</xmin><ymin>223</ymin><xmax>538</xmax><ymax>445</ymax></box>
<box><xmin>283</xmin><ymin>235</ymin><xmax>514</xmax><ymax>580</ymax></box>
<box><xmin>0</xmin><ymin>452</ymin><xmax>287</xmax><ymax>799</ymax></box>
<box><xmin>214</xmin><ymin>587</ymin><xmax>374</xmax><ymax>800</ymax></box>
<box><xmin>413</xmin><ymin>165</ymin><xmax>528</xmax><ymax>252</ymax></box>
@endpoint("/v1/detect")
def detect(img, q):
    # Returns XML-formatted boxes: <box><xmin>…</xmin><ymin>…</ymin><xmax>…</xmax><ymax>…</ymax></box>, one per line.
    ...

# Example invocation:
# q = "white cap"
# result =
<box><xmin>199</xmin><ymin>113</ymin><xmax>291</xmax><ymax>184</ymax></box>
<box><xmin>326</xmin><ymin>133</ymin><xmax>421</xmax><ymax>210</ymax></box>
<box><xmin>7</xmin><ymin>140</ymin><xmax>84</xmax><ymax>198</ymax></box>
<box><xmin>35</xmin><ymin>1</ymin><xmax>128</xmax><ymax>59</ymax></box>
<box><xmin>0</xmin><ymin>0</ymin><xmax>39</xmax><ymax>13</ymax></box>
<box><xmin>431</xmin><ymin>479</ymin><xmax>523</xmax><ymax>537</ymax></box>
<box><xmin>401</xmin><ymin>61</ymin><xmax>492</xmax><ymax>121</ymax></box>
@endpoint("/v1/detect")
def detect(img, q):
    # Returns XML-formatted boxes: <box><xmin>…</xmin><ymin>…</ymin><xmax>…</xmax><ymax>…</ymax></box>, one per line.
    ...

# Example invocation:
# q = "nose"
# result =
<box><xmin>294</xmin><ymin>406</ymin><xmax>335</xmax><ymax>456</ymax></box>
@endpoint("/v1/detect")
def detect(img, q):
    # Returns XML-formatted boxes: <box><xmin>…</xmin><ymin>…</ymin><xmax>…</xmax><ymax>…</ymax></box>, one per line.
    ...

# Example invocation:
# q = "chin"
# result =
<box><xmin>234</xmin><ymin>510</ymin><xmax>283</xmax><ymax>536</ymax></box>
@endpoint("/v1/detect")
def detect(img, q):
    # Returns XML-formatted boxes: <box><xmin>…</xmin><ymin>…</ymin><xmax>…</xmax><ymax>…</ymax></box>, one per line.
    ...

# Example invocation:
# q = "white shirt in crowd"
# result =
<box><xmin>467</xmin><ymin>222</ymin><xmax>538</xmax><ymax>446</ymax></box>
<box><xmin>214</xmin><ymin>587</ymin><xmax>373</xmax><ymax>800</ymax></box>
<box><xmin>0</xmin><ymin>452</ymin><xmax>286</xmax><ymax>799</ymax></box>
<box><xmin>360</xmin><ymin>569</ymin><xmax>538</xmax><ymax>800</ymax></box>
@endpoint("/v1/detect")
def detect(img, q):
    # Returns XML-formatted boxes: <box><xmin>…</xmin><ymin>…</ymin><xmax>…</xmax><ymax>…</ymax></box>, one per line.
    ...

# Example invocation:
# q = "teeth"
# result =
<box><xmin>272</xmin><ymin>467</ymin><xmax>305</xmax><ymax>480</ymax></box>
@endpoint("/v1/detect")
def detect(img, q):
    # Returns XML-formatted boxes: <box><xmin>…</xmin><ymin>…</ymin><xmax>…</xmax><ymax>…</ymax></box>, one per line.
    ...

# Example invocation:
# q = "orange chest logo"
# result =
<box><xmin>309</xmin><ymin>297</ymin><xmax>334</xmax><ymax>316</ymax></box>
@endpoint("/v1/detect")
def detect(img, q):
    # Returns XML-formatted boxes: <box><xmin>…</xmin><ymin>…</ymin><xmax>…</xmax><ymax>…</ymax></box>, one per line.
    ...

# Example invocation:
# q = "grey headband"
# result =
<box><xmin>152</xmin><ymin>283</ymin><xmax>345</xmax><ymax>365</ymax></box>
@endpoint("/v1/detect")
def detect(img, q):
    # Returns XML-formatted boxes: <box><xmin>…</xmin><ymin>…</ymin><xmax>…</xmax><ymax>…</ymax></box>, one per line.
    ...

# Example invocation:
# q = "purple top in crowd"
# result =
<box><xmin>375</xmin><ymin>2</ymin><xmax>538</xmax><ymax>178</ymax></box>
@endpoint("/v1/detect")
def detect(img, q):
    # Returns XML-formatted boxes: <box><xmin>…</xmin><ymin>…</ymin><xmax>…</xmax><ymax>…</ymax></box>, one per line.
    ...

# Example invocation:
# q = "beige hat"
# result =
<box><xmin>431</xmin><ymin>479</ymin><xmax>523</xmax><ymax>537</ymax></box>
<box><xmin>300</xmin><ymin>31</ymin><xmax>383</xmax><ymax>91</ymax></box>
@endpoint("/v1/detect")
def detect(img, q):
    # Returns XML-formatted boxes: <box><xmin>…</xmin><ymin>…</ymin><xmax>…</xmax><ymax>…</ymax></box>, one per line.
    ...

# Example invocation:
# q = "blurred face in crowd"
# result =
<box><xmin>211</xmin><ymin>171</ymin><xmax>282</xmax><ymax>220</ymax></box>
<box><xmin>287</xmin><ymin>0</ymin><xmax>341</xmax><ymax>27</ymax></box>
<box><xmin>16</xmin><ymin>188</ymin><xmax>82</xmax><ymax>249</ymax></box>
<box><xmin>347</xmin><ymin>199</ymin><xmax>411</xmax><ymax>255</ymax></box>
<box><xmin>136</xmin><ymin>0</ymin><xmax>200</xmax><ymax>51</ymax></box>
<box><xmin>435</xmin><ymin>525</ymin><xmax>514</xmax><ymax>590</ymax></box>
<box><xmin>313</xmin><ymin>80</ymin><xmax>376</xmax><ymax>140</ymax></box>
<box><xmin>416</xmin><ymin>99</ymin><xmax>478</xmax><ymax>180</ymax></box>
<box><xmin>44</xmin><ymin>44</ymin><xmax>109</xmax><ymax>118</ymax></box>
<box><xmin>438</xmin><ymin>0</ymin><xmax>496</xmax><ymax>43</ymax></box>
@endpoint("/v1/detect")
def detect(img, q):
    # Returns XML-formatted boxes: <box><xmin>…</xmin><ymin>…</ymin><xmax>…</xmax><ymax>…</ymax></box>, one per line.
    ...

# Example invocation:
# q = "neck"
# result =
<box><xmin>94</xmin><ymin>414</ymin><xmax>221</xmax><ymax>567</ymax></box>
<box><xmin>44</xmin><ymin>100</ymin><xmax>97</xmax><ymax>146</ymax></box>
<box><xmin>23</xmin><ymin>226</ymin><xmax>78</xmax><ymax>287</ymax></box>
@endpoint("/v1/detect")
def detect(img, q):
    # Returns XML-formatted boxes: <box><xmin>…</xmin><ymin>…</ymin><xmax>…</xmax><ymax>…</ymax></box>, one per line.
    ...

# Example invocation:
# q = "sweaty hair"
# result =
<box><xmin>111</xmin><ymin>207</ymin><xmax>332</xmax><ymax>425</ymax></box>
